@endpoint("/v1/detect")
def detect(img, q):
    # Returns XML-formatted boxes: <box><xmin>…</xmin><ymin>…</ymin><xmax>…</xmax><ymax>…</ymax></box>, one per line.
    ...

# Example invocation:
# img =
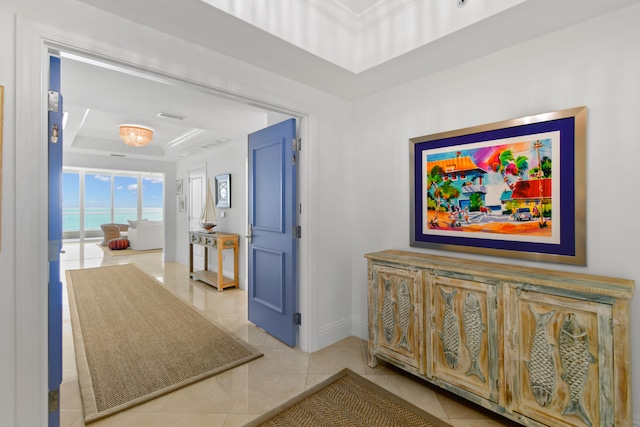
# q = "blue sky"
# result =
<box><xmin>62</xmin><ymin>172</ymin><xmax>164</xmax><ymax>208</ymax></box>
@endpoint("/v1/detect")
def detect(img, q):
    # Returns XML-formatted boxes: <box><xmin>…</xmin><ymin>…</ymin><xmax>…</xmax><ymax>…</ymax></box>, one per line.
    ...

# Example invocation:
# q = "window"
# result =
<box><xmin>84</xmin><ymin>173</ymin><xmax>112</xmax><ymax>231</ymax></box>
<box><xmin>142</xmin><ymin>174</ymin><xmax>164</xmax><ymax>221</ymax></box>
<box><xmin>63</xmin><ymin>168</ymin><xmax>164</xmax><ymax>240</ymax></box>
<box><xmin>62</xmin><ymin>172</ymin><xmax>80</xmax><ymax>236</ymax></box>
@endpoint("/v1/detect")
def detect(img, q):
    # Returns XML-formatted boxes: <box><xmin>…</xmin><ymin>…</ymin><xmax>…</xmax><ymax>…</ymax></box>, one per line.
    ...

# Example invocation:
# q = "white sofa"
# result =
<box><xmin>127</xmin><ymin>220</ymin><xmax>164</xmax><ymax>251</ymax></box>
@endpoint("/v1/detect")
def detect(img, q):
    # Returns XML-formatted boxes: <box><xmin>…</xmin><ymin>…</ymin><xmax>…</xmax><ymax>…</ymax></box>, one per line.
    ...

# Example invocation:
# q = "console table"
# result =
<box><xmin>189</xmin><ymin>231</ymin><xmax>239</xmax><ymax>291</ymax></box>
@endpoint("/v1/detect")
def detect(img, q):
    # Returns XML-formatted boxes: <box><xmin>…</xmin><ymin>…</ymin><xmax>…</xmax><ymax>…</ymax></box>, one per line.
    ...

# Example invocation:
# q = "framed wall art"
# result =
<box><xmin>410</xmin><ymin>106</ymin><xmax>586</xmax><ymax>265</ymax></box>
<box><xmin>215</xmin><ymin>173</ymin><xmax>231</xmax><ymax>208</ymax></box>
<box><xmin>176</xmin><ymin>179</ymin><xmax>183</xmax><ymax>195</ymax></box>
<box><xmin>178</xmin><ymin>195</ymin><xmax>186</xmax><ymax>213</ymax></box>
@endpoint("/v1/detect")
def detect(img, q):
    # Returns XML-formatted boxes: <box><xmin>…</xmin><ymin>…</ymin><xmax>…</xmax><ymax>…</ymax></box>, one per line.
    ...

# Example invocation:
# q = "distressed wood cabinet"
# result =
<box><xmin>366</xmin><ymin>250</ymin><xmax>634</xmax><ymax>427</ymax></box>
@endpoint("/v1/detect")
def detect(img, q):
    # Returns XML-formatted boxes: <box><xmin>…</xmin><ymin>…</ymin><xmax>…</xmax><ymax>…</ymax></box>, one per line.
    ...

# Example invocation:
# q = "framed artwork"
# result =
<box><xmin>215</xmin><ymin>173</ymin><xmax>231</xmax><ymax>208</ymax></box>
<box><xmin>178</xmin><ymin>196</ymin><xmax>186</xmax><ymax>213</ymax></box>
<box><xmin>410</xmin><ymin>106</ymin><xmax>586</xmax><ymax>265</ymax></box>
<box><xmin>176</xmin><ymin>179</ymin><xmax>183</xmax><ymax>195</ymax></box>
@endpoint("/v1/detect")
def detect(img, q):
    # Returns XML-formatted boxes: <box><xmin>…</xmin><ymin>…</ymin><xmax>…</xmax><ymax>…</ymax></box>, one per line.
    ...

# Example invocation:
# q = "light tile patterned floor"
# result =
<box><xmin>60</xmin><ymin>241</ymin><xmax>516</xmax><ymax>427</ymax></box>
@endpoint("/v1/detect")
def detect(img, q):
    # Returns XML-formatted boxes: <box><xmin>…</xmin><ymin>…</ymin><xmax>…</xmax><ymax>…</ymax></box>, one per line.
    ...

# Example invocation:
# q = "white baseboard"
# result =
<box><xmin>316</xmin><ymin>316</ymin><xmax>361</xmax><ymax>350</ymax></box>
<box><xmin>634</xmin><ymin>414</ymin><xmax>640</xmax><ymax>427</ymax></box>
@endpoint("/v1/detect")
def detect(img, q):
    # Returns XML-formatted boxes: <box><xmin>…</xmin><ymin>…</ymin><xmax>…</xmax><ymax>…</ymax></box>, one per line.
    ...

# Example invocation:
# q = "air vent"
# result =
<box><xmin>156</xmin><ymin>112</ymin><xmax>185</xmax><ymax>120</ymax></box>
<box><xmin>110</xmin><ymin>153</ymin><xmax>126</xmax><ymax>157</ymax></box>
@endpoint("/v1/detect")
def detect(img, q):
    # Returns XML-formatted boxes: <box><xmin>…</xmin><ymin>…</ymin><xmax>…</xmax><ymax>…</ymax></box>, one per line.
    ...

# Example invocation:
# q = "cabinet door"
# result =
<box><xmin>369</xmin><ymin>264</ymin><xmax>424</xmax><ymax>375</ymax></box>
<box><xmin>427</xmin><ymin>272</ymin><xmax>499</xmax><ymax>403</ymax></box>
<box><xmin>505</xmin><ymin>286</ymin><xmax>614</xmax><ymax>427</ymax></box>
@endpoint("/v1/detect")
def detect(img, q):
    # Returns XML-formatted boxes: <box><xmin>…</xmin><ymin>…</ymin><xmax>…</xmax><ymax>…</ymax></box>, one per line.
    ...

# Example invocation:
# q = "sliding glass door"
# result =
<box><xmin>63</xmin><ymin>168</ymin><xmax>164</xmax><ymax>240</ymax></box>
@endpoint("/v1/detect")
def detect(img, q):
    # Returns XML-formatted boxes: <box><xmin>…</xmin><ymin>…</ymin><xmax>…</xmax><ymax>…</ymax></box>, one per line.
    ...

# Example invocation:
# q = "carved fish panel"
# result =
<box><xmin>525</xmin><ymin>305</ymin><xmax>556</xmax><ymax>407</ymax></box>
<box><xmin>510</xmin><ymin>290</ymin><xmax>612</xmax><ymax>427</ymax></box>
<box><xmin>439</xmin><ymin>287</ymin><xmax>461</xmax><ymax>369</ymax></box>
<box><xmin>463</xmin><ymin>292</ymin><xmax>486</xmax><ymax>383</ymax></box>
<box><xmin>559</xmin><ymin>313</ymin><xmax>596</xmax><ymax>427</ymax></box>
<box><xmin>370</xmin><ymin>266</ymin><xmax>424</xmax><ymax>374</ymax></box>
<box><xmin>428</xmin><ymin>275</ymin><xmax>496</xmax><ymax>403</ymax></box>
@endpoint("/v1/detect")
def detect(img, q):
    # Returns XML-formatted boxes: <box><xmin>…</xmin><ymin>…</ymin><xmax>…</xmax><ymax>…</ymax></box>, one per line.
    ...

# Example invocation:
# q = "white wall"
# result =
<box><xmin>64</xmin><ymin>153</ymin><xmax>177</xmax><ymax>260</ymax></box>
<box><xmin>0</xmin><ymin>11</ymin><xmax>17</xmax><ymax>427</ymax></box>
<box><xmin>349</xmin><ymin>4</ymin><xmax>640</xmax><ymax>424</ymax></box>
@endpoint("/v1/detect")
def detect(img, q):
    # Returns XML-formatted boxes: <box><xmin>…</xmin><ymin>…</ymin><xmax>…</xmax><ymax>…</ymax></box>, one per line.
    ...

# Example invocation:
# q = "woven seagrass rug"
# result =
<box><xmin>66</xmin><ymin>264</ymin><xmax>262</xmax><ymax>424</ymax></box>
<box><xmin>243</xmin><ymin>368</ymin><xmax>453</xmax><ymax>427</ymax></box>
<box><xmin>96</xmin><ymin>243</ymin><xmax>162</xmax><ymax>256</ymax></box>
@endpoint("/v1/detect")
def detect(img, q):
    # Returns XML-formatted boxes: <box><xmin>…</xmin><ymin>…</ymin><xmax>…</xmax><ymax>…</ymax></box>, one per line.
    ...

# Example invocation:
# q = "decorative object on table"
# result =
<box><xmin>243</xmin><ymin>368</ymin><xmax>452</xmax><ymax>427</ymax></box>
<box><xmin>176</xmin><ymin>178</ymin><xmax>183</xmax><ymax>195</ymax></box>
<box><xmin>0</xmin><ymin>86</ymin><xmax>3</xmax><ymax>252</ymax></box>
<box><xmin>199</xmin><ymin>179</ymin><xmax>217</xmax><ymax>231</ymax></box>
<box><xmin>215</xmin><ymin>173</ymin><xmax>231</xmax><ymax>208</ymax></box>
<box><xmin>119</xmin><ymin>124</ymin><xmax>153</xmax><ymax>147</ymax></box>
<box><xmin>66</xmin><ymin>264</ymin><xmax>262</xmax><ymax>424</ymax></box>
<box><xmin>409</xmin><ymin>106</ymin><xmax>586</xmax><ymax>265</ymax></box>
<box><xmin>178</xmin><ymin>195</ymin><xmax>186</xmax><ymax>212</ymax></box>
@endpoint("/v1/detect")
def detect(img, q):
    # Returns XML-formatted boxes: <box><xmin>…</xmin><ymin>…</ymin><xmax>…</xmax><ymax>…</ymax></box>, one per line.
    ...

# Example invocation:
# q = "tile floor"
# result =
<box><xmin>59</xmin><ymin>241</ymin><xmax>516</xmax><ymax>427</ymax></box>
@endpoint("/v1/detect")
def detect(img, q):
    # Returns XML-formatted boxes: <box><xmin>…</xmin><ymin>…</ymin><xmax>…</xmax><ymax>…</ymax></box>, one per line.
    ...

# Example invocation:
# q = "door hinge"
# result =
<box><xmin>292</xmin><ymin>138</ymin><xmax>301</xmax><ymax>152</ymax></box>
<box><xmin>48</xmin><ymin>90</ymin><xmax>59</xmax><ymax>112</ymax></box>
<box><xmin>48</xmin><ymin>240</ymin><xmax>60</xmax><ymax>262</ymax></box>
<box><xmin>49</xmin><ymin>389</ymin><xmax>59</xmax><ymax>413</ymax></box>
<box><xmin>294</xmin><ymin>312</ymin><xmax>302</xmax><ymax>325</ymax></box>
<box><xmin>293</xmin><ymin>226</ymin><xmax>301</xmax><ymax>239</ymax></box>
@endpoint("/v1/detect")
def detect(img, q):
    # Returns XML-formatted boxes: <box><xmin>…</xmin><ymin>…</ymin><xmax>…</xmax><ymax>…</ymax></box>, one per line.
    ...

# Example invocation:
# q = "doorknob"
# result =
<box><xmin>246</xmin><ymin>223</ymin><xmax>253</xmax><ymax>243</ymax></box>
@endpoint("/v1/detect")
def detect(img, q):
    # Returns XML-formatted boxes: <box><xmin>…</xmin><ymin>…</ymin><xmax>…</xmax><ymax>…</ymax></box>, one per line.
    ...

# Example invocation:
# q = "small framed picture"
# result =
<box><xmin>215</xmin><ymin>174</ymin><xmax>231</xmax><ymax>208</ymax></box>
<box><xmin>178</xmin><ymin>196</ymin><xmax>186</xmax><ymax>212</ymax></box>
<box><xmin>176</xmin><ymin>179</ymin><xmax>183</xmax><ymax>195</ymax></box>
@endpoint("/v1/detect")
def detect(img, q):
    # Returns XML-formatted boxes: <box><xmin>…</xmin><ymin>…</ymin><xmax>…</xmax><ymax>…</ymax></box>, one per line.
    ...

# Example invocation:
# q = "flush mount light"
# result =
<box><xmin>119</xmin><ymin>125</ymin><xmax>153</xmax><ymax>147</ymax></box>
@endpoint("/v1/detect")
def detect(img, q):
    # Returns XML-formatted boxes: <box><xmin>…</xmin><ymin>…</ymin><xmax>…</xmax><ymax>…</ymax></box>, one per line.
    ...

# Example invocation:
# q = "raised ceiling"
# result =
<box><xmin>65</xmin><ymin>0</ymin><xmax>639</xmax><ymax>161</ymax></box>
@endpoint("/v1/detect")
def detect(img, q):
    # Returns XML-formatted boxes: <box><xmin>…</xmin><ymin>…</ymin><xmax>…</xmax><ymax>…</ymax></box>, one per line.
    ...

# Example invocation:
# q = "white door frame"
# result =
<box><xmin>15</xmin><ymin>17</ymin><xmax>317</xmax><ymax>427</ymax></box>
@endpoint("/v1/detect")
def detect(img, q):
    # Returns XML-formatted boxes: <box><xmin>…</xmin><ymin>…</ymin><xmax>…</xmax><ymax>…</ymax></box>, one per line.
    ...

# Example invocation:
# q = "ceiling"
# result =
<box><xmin>64</xmin><ymin>0</ymin><xmax>639</xmax><ymax>162</ymax></box>
<box><xmin>61</xmin><ymin>54</ymin><xmax>272</xmax><ymax>162</ymax></box>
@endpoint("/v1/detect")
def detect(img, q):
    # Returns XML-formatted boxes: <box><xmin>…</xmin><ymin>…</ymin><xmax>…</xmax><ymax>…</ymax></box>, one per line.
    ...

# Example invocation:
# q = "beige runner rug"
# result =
<box><xmin>67</xmin><ymin>264</ymin><xmax>262</xmax><ymax>424</ymax></box>
<box><xmin>244</xmin><ymin>368</ymin><xmax>453</xmax><ymax>427</ymax></box>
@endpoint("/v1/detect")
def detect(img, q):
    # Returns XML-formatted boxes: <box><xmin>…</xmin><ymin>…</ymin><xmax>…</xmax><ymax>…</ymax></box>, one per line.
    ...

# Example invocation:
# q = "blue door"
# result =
<box><xmin>48</xmin><ymin>55</ymin><xmax>63</xmax><ymax>427</ymax></box>
<box><xmin>248</xmin><ymin>119</ymin><xmax>298</xmax><ymax>347</ymax></box>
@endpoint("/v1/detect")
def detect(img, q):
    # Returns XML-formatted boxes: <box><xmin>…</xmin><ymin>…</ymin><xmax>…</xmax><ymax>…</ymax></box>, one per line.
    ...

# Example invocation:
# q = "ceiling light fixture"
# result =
<box><xmin>119</xmin><ymin>125</ymin><xmax>153</xmax><ymax>147</ymax></box>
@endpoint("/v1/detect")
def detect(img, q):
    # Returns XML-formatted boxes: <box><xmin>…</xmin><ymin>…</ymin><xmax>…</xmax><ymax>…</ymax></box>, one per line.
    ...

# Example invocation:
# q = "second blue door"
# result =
<box><xmin>248</xmin><ymin>119</ymin><xmax>298</xmax><ymax>347</ymax></box>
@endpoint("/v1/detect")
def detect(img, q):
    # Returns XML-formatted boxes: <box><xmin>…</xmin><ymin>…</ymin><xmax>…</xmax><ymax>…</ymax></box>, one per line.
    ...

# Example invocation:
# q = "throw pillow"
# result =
<box><xmin>108</xmin><ymin>238</ymin><xmax>130</xmax><ymax>250</ymax></box>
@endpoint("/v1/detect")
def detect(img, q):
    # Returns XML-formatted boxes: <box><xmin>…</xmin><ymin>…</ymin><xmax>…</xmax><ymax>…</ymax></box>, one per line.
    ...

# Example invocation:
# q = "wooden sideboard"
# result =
<box><xmin>366</xmin><ymin>250</ymin><xmax>634</xmax><ymax>427</ymax></box>
<box><xmin>189</xmin><ymin>231</ymin><xmax>239</xmax><ymax>291</ymax></box>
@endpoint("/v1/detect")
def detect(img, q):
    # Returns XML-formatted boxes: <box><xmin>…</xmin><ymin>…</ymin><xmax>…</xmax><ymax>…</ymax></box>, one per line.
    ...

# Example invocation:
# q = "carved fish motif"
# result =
<box><xmin>381</xmin><ymin>278</ymin><xmax>395</xmax><ymax>343</ymax></box>
<box><xmin>525</xmin><ymin>305</ymin><xmax>556</xmax><ymax>407</ymax></box>
<box><xmin>396</xmin><ymin>281</ymin><xmax>412</xmax><ymax>352</ymax></box>
<box><xmin>559</xmin><ymin>313</ymin><xmax>595</xmax><ymax>427</ymax></box>
<box><xmin>439</xmin><ymin>288</ymin><xmax>460</xmax><ymax>369</ymax></box>
<box><xmin>463</xmin><ymin>292</ymin><xmax>486</xmax><ymax>382</ymax></box>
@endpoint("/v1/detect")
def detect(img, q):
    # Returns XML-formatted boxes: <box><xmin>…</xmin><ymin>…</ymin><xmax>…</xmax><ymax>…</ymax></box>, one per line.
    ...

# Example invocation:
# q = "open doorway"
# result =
<box><xmin>48</xmin><ymin>46</ymin><xmax>306</xmax><ymax>424</ymax></box>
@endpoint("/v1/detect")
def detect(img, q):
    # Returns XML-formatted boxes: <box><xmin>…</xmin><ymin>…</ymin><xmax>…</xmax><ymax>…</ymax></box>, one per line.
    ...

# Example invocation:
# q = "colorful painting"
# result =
<box><xmin>410</xmin><ymin>107</ymin><xmax>586</xmax><ymax>265</ymax></box>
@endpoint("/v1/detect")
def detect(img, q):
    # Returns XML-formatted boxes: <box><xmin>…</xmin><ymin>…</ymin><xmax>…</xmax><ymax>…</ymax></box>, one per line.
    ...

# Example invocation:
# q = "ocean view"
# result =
<box><xmin>63</xmin><ymin>207</ymin><xmax>164</xmax><ymax>231</ymax></box>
